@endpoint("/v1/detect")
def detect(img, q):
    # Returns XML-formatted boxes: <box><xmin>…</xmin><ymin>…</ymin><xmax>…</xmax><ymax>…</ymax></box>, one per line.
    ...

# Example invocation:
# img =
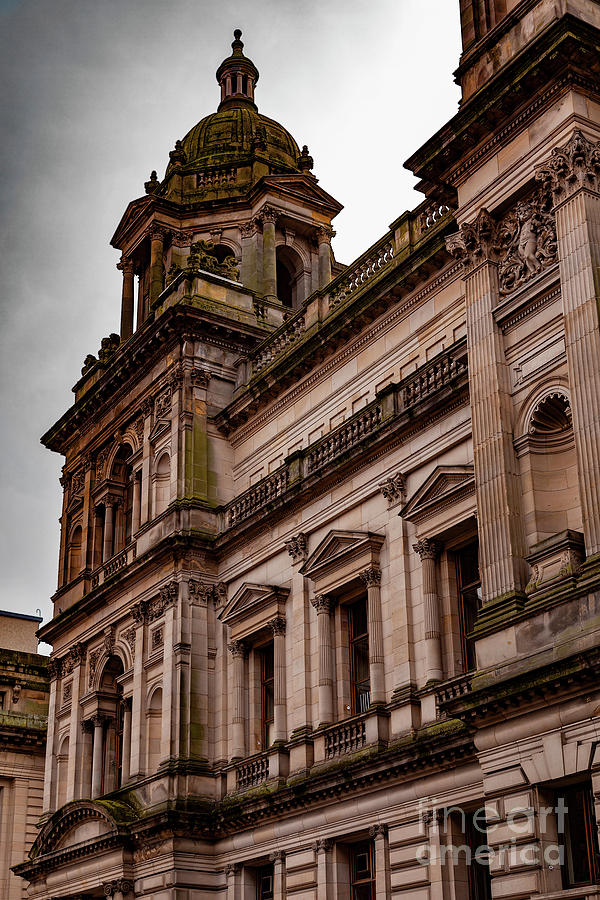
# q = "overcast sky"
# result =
<box><xmin>0</xmin><ymin>0</ymin><xmax>461</xmax><ymax>645</ymax></box>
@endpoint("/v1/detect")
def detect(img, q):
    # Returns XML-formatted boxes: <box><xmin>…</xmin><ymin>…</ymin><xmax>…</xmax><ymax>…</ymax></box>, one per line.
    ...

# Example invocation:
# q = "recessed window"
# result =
<box><xmin>464</xmin><ymin>809</ymin><xmax>492</xmax><ymax>900</ymax></box>
<box><xmin>556</xmin><ymin>782</ymin><xmax>600</xmax><ymax>888</ymax></box>
<box><xmin>259</xmin><ymin>644</ymin><xmax>274</xmax><ymax>750</ymax></box>
<box><xmin>0</xmin><ymin>692</ymin><xmax>5</xmax><ymax>710</ymax></box>
<box><xmin>349</xmin><ymin>598</ymin><xmax>370</xmax><ymax>715</ymax></box>
<box><xmin>455</xmin><ymin>541</ymin><xmax>481</xmax><ymax>672</ymax></box>
<box><xmin>256</xmin><ymin>864</ymin><xmax>273</xmax><ymax>899</ymax></box>
<box><xmin>350</xmin><ymin>841</ymin><xmax>375</xmax><ymax>899</ymax></box>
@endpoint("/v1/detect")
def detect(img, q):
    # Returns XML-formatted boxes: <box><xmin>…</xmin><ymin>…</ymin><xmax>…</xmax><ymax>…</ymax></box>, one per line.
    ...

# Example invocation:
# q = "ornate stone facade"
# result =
<box><xmin>17</xmin><ymin>7</ymin><xmax>600</xmax><ymax>900</ymax></box>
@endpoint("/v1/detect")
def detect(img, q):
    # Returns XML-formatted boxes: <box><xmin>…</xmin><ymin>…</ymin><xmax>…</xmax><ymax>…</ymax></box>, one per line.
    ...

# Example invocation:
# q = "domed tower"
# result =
<box><xmin>111</xmin><ymin>30</ymin><xmax>342</xmax><ymax>335</ymax></box>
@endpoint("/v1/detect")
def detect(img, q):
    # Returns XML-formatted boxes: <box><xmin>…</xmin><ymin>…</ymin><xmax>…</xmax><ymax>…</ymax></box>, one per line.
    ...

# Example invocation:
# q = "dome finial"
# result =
<box><xmin>232</xmin><ymin>29</ymin><xmax>244</xmax><ymax>53</ymax></box>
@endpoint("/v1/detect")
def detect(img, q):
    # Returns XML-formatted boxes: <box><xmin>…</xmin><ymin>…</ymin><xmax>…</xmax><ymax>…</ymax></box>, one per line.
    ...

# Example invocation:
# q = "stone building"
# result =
<box><xmin>15</xmin><ymin>1</ymin><xmax>600</xmax><ymax>898</ymax></box>
<box><xmin>0</xmin><ymin>611</ymin><xmax>49</xmax><ymax>899</ymax></box>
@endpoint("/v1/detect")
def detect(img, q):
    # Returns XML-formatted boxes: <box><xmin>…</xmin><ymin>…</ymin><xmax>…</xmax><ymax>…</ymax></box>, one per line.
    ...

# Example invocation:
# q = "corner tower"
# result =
<box><xmin>111</xmin><ymin>30</ymin><xmax>342</xmax><ymax>336</ymax></box>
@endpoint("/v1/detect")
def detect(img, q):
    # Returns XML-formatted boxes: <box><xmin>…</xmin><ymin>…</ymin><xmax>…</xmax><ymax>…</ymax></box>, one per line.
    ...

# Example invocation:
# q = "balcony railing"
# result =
<box><xmin>328</xmin><ymin>237</ymin><xmax>395</xmax><ymax>310</ymax></box>
<box><xmin>223</xmin><ymin>340</ymin><xmax>468</xmax><ymax>532</ymax></box>
<box><xmin>436</xmin><ymin>673</ymin><xmax>473</xmax><ymax>707</ymax></box>
<box><xmin>323</xmin><ymin>717</ymin><xmax>367</xmax><ymax>759</ymax></box>
<box><xmin>236</xmin><ymin>753</ymin><xmax>270</xmax><ymax>791</ymax></box>
<box><xmin>90</xmin><ymin>541</ymin><xmax>137</xmax><ymax>590</ymax></box>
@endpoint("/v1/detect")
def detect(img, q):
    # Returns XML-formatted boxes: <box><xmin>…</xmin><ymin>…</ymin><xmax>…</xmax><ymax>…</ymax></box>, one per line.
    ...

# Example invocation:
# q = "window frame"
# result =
<box><xmin>556</xmin><ymin>781</ymin><xmax>600</xmax><ymax>889</ymax></box>
<box><xmin>349</xmin><ymin>840</ymin><xmax>376</xmax><ymax>899</ymax></box>
<box><xmin>454</xmin><ymin>539</ymin><xmax>482</xmax><ymax>673</ymax></box>
<box><xmin>347</xmin><ymin>595</ymin><xmax>370</xmax><ymax>716</ymax></box>
<box><xmin>258</xmin><ymin>642</ymin><xmax>275</xmax><ymax>751</ymax></box>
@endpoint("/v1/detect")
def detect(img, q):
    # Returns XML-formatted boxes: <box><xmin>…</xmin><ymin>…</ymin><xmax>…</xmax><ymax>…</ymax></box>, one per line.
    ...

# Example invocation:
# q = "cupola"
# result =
<box><xmin>216</xmin><ymin>29</ymin><xmax>259</xmax><ymax>110</ymax></box>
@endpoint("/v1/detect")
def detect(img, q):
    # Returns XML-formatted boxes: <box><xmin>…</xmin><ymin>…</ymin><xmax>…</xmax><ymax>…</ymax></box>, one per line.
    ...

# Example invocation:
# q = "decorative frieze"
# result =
<box><xmin>60</xmin><ymin>643</ymin><xmax>86</xmax><ymax>675</ymax></box>
<box><xmin>95</xmin><ymin>447</ymin><xmax>110</xmax><ymax>481</ymax></box>
<box><xmin>155</xmin><ymin>386</ymin><xmax>172</xmax><ymax>419</ymax></box>
<box><xmin>88</xmin><ymin>648</ymin><xmax>101</xmax><ymax>687</ymax></box>
<box><xmin>103</xmin><ymin>625</ymin><xmax>115</xmax><ymax>655</ymax></box>
<box><xmin>122</xmin><ymin>627</ymin><xmax>136</xmax><ymax>660</ymax></box>
<box><xmin>188</xmin><ymin>579</ymin><xmax>216</xmax><ymax>605</ymax></box>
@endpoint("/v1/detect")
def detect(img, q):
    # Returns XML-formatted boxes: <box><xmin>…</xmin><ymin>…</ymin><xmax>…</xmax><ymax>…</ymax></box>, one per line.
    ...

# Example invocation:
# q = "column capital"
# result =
<box><xmin>311</xmin><ymin>594</ymin><xmax>335</xmax><ymax>614</ymax></box>
<box><xmin>284</xmin><ymin>531</ymin><xmax>308</xmax><ymax>564</ymax></box>
<box><xmin>228</xmin><ymin>639</ymin><xmax>249</xmax><ymax>659</ymax></box>
<box><xmin>268</xmin><ymin>615</ymin><xmax>286</xmax><ymax>636</ymax></box>
<box><xmin>269</xmin><ymin>849</ymin><xmax>286</xmax><ymax>863</ymax></box>
<box><xmin>117</xmin><ymin>257</ymin><xmax>135</xmax><ymax>276</ymax></box>
<box><xmin>188</xmin><ymin>579</ymin><xmax>215</xmax><ymax>606</ymax></box>
<box><xmin>225</xmin><ymin>862</ymin><xmax>241</xmax><ymax>877</ymax></box>
<box><xmin>92</xmin><ymin>712</ymin><xmax>109</xmax><ymax>728</ymax></box>
<box><xmin>258</xmin><ymin>204</ymin><xmax>279</xmax><ymax>226</ymax></box>
<box><xmin>379</xmin><ymin>471</ymin><xmax>406</xmax><ymax>505</ymax></box>
<box><xmin>313</xmin><ymin>838</ymin><xmax>333</xmax><ymax>852</ymax></box>
<box><xmin>360</xmin><ymin>566</ymin><xmax>381</xmax><ymax>587</ymax></box>
<box><xmin>317</xmin><ymin>224</ymin><xmax>336</xmax><ymax>244</ymax></box>
<box><xmin>148</xmin><ymin>223</ymin><xmax>169</xmax><ymax>241</ymax></box>
<box><xmin>369</xmin><ymin>823</ymin><xmax>388</xmax><ymax>838</ymax></box>
<box><xmin>413</xmin><ymin>538</ymin><xmax>443</xmax><ymax>561</ymax></box>
<box><xmin>445</xmin><ymin>208</ymin><xmax>499</xmax><ymax>270</ymax></box>
<box><xmin>536</xmin><ymin>129</ymin><xmax>600</xmax><ymax>204</ymax></box>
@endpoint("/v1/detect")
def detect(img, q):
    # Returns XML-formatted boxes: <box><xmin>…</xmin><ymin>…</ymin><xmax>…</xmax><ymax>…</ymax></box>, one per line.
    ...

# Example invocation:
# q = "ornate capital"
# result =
<box><xmin>258</xmin><ymin>204</ymin><xmax>279</xmax><ymax>226</ymax></box>
<box><xmin>47</xmin><ymin>659</ymin><xmax>61</xmax><ymax>681</ymax></box>
<box><xmin>413</xmin><ymin>538</ymin><xmax>443</xmax><ymax>561</ymax></box>
<box><xmin>313</xmin><ymin>838</ymin><xmax>333</xmax><ymax>853</ymax></box>
<box><xmin>360</xmin><ymin>566</ymin><xmax>381</xmax><ymax>587</ymax></box>
<box><xmin>159</xmin><ymin>580</ymin><xmax>178</xmax><ymax>605</ymax></box>
<box><xmin>311</xmin><ymin>594</ymin><xmax>335</xmax><ymax>614</ymax></box>
<box><xmin>225</xmin><ymin>863</ymin><xmax>241</xmax><ymax>877</ymax></box>
<box><xmin>379</xmin><ymin>471</ymin><xmax>406</xmax><ymax>505</ymax></box>
<box><xmin>148</xmin><ymin>223</ymin><xmax>169</xmax><ymax>241</ymax></box>
<box><xmin>317</xmin><ymin>224</ymin><xmax>335</xmax><ymax>244</ymax></box>
<box><xmin>369</xmin><ymin>823</ymin><xmax>388</xmax><ymax>839</ymax></box>
<box><xmin>228</xmin><ymin>640</ymin><xmax>249</xmax><ymax>659</ymax></box>
<box><xmin>269</xmin><ymin>849</ymin><xmax>286</xmax><ymax>863</ymax></box>
<box><xmin>445</xmin><ymin>208</ymin><xmax>498</xmax><ymax>269</ymax></box>
<box><xmin>239</xmin><ymin>220</ymin><xmax>256</xmax><ymax>238</ymax></box>
<box><xmin>188</xmin><ymin>579</ymin><xmax>215</xmax><ymax>605</ymax></box>
<box><xmin>536</xmin><ymin>129</ymin><xmax>600</xmax><ymax>202</ymax></box>
<box><xmin>172</xmin><ymin>227</ymin><xmax>196</xmax><ymax>247</ymax></box>
<box><xmin>191</xmin><ymin>368</ymin><xmax>211</xmax><ymax>388</ymax></box>
<box><xmin>131</xmin><ymin>600</ymin><xmax>147</xmax><ymax>626</ymax></box>
<box><xmin>284</xmin><ymin>532</ymin><xmax>308</xmax><ymax>564</ymax></box>
<box><xmin>268</xmin><ymin>615</ymin><xmax>286</xmax><ymax>636</ymax></box>
<box><xmin>117</xmin><ymin>257</ymin><xmax>135</xmax><ymax>277</ymax></box>
<box><xmin>61</xmin><ymin>642</ymin><xmax>86</xmax><ymax>675</ymax></box>
<box><xmin>92</xmin><ymin>712</ymin><xmax>108</xmax><ymax>728</ymax></box>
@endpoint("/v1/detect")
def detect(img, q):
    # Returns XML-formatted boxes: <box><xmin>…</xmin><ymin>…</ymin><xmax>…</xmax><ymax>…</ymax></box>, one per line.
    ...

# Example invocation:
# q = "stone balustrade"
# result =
<box><xmin>402</xmin><ymin>344</ymin><xmax>467</xmax><ymax>409</ymax></box>
<box><xmin>252</xmin><ymin>313</ymin><xmax>306</xmax><ymax>374</ymax></box>
<box><xmin>236</xmin><ymin>753</ymin><xmax>270</xmax><ymax>790</ymax></box>
<box><xmin>224</xmin><ymin>340</ymin><xmax>468</xmax><ymax>532</ymax></box>
<box><xmin>435</xmin><ymin>673</ymin><xmax>473</xmax><ymax>707</ymax></box>
<box><xmin>323</xmin><ymin>717</ymin><xmax>367</xmax><ymax>759</ymax></box>
<box><xmin>328</xmin><ymin>238</ymin><xmax>395</xmax><ymax>309</ymax></box>
<box><xmin>90</xmin><ymin>541</ymin><xmax>137</xmax><ymax>590</ymax></box>
<box><xmin>418</xmin><ymin>201</ymin><xmax>453</xmax><ymax>231</ymax></box>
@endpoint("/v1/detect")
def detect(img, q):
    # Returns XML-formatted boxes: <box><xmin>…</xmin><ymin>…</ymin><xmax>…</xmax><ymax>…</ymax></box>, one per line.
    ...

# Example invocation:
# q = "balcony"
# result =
<box><xmin>313</xmin><ymin>708</ymin><xmax>389</xmax><ymax>764</ymax></box>
<box><xmin>90</xmin><ymin>541</ymin><xmax>137</xmax><ymax>591</ymax></box>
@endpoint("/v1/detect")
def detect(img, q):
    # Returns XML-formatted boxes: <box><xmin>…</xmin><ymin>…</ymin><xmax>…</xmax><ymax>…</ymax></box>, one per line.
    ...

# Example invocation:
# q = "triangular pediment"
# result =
<box><xmin>253</xmin><ymin>174</ymin><xmax>343</xmax><ymax>217</ymax></box>
<box><xmin>219</xmin><ymin>582</ymin><xmax>289</xmax><ymax>628</ymax></box>
<box><xmin>300</xmin><ymin>530</ymin><xmax>385</xmax><ymax>583</ymax></box>
<box><xmin>400</xmin><ymin>465</ymin><xmax>475</xmax><ymax>524</ymax></box>
<box><xmin>110</xmin><ymin>195</ymin><xmax>155</xmax><ymax>248</ymax></box>
<box><xmin>149</xmin><ymin>418</ymin><xmax>171</xmax><ymax>444</ymax></box>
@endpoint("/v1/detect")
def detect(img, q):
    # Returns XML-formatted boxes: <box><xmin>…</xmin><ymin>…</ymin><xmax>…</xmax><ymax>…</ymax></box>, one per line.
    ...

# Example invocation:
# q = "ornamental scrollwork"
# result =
<box><xmin>535</xmin><ymin>129</ymin><xmax>600</xmax><ymax>202</ymax></box>
<box><xmin>284</xmin><ymin>532</ymin><xmax>308</xmax><ymax>564</ymax></box>
<box><xmin>186</xmin><ymin>240</ymin><xmax>240</xmax><ymax>281</ymax></box>
<box><xmin>379</xmin><ymin>471</ymin><xmax>406</xmax><ymax>505</ymax></box>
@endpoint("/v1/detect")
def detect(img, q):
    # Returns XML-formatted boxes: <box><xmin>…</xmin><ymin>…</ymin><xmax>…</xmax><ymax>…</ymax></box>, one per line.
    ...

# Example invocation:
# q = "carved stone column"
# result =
<box><xmin>42</xmin><ymin>660</ymin><xmax>59</xmax><ymax>814</ymax></box>
<box><xmin>269</xmin><ymin>616</ymin><xmax>287</xmax><ymax>744</ymax></box>
<box><xmin>91</xmin><ymin>713</ymin><xmax>106</xmax><ymax>799</ymax></box>
<box><xmin>121</xmin><ymin>699</ymin><xmax>132</xmax><ymax>783</ymax></box>
<box><xmin>65</xmin><ymin>643</ymin><xmax>86</xmax><ymax>803</ymax></box>
<box><xmin>260</xmin><ymin>206</ymin><xmax>278</xmax><ymax>300</ymax></box>
<box><xmin>270</xmin><ymin>849</ymin><xmax>286</xmax><ymax>900</ymax></box>
<box><xmin>413</xmin><ymin>539</ymin><xmax>443</xmax><ymax>684</ymax></box>
<box><xmin>447</xmin><ymin>212</ymin><xmax>528</xmax><ymax>604</ymax></box>
<box><xmin>229</xmin><ymin>640</ymin><xmax>249</xmax><ymax>759</ymax></box>
<box><xmin>102</xmin><ymin>498</ymin><xmax>114</xmax><ymax>563</ymax></box>
<box><xmin>129</xmin><ymin>600</ymin><xmax>147</xmax><ymax>778</ymax></box>
<box><xmin>314</xmin><ymin>838</ymin><xmax>333</xmax><ymax>900</ymax></box>
<box><xmin>369</xmin><ymin>824</ymin><xmax>390</xmax><ymax>899</ymax></box>
<box><xmin>318</xmin><ymin>225</ymin><xmax>334</xmax><ymax>288</ymax></box>
<box><xmin>311</xmin><ymin>595</ymin><xmax>335</xmax><ymax>727</ymax></box>
<box><xmin>149</xmin><ymin>225</ymin><xmax>167</xmax><ymax>307</ymax></box>
<box><xmin>118</xmin><ymin>257</ymin><xmax>135</xmax><ymax>339</ymax></box>
<box><xmin>536</xmin><ymin>131</ymin><xmax>600</xmax><ymax>556</ymax></box>
<box><xmin>361</xmin><ymin>566</ymin><xmax>385</xmax><ymax>705</ymax></box>
<box><xmin>225</xmin><ymin>862</ymin><xmax>241</xmax><ymax>900</ymax></box>
<box><xmin>131</xmin><ymin>470</ymin><xmax>141</xmax><ymax>535</ymax></box>
<box><xmin>240</xmin><ymin>220</ymin><xmax>258</xmax><ymax>292</ymax></box>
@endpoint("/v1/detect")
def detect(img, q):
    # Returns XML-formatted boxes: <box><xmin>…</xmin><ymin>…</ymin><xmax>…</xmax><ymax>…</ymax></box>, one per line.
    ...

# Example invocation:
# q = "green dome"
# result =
<box><xmin>176</xmin><ymin>103</ymin><xmax>300</xmax><ymax>174</ymax></box>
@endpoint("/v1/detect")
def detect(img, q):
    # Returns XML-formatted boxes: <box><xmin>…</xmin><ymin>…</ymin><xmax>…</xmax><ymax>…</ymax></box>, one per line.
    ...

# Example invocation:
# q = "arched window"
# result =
<box><xmin>212</xmin><ymin>243</ymin><xmax>236</xmax><ymax>264</ymax></box>
<box><xmin>111</xmin><ymin>444</ymin><xmax>134</xmax><ymax>551</ymax></box>
<box><xmin>67</xmin><ymin>525</ymin><xmax>82</xmax><ymax>581</ymax></box>
<box><xmin>275</xmin><ymin>246</ymin><xmax>304</xmax><ymax>309</ymax></box>
<box><xmin>98</xmin><ymin>656</ymin><xmax>125</xmax><ymax>794</ymax></box>
<box><xmin>153</xmin><ymin>453</ymin><xmax>171</xmax><ymax>517</ymax></box>
<box><xmin>146</xmin><ymin>687</ymin><xmax>163</xmax><ymax>774</ymax></box>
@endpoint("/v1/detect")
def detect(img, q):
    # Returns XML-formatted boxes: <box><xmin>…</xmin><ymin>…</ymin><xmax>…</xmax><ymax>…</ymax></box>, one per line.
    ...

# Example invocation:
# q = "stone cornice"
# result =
<box><xmin>405</xmin><ymin>15</ymin><xmax>600</xmax><ymax>194</ymax></box>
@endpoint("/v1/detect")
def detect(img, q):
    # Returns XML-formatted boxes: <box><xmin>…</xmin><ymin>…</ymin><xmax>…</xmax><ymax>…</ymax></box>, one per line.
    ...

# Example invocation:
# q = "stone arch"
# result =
<box><xmin>275</xmin><ymin>244</ymin><xmax>306</xmax><ymax>309</ymax></box>
<box><xmin>146</xmin><ymin>684</ymin><xmax>163</xmax><ymax>774</ymax></box>
<box><xmin>56</xmin><ymin>734</ymin><xmax>69</xmax><ymax>809</ymax></box>
<box><xmin>67</xmin><ymin>522</ymin><xmax>83</xmax><ymax>581</ymax></box>
<box><xmin>153</xmin><ymin>451</ymin><xmax>171</xmax><ymax>517</ymax></box>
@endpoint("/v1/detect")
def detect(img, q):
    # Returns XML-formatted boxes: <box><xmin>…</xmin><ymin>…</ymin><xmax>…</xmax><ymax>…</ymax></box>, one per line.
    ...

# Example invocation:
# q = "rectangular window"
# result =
<box><xmin>557</xmin><ymin>783</ymin><xmax>600</xmax><ymax>888</ymax></box>
<box><xmin>350</xmin><ymin>841</ymin><xmax>375</xmax><ymax>899</ymax></box>
<box><xmin>0</xmin><ymin>692</ymin><xmax>4</xmax><ymax>711</ymax></box>
<box><xmin>259</xmin><ymin>644</ymin><xmax>274</xmax><ymax>750</ymax></box>
<box><xmin>455</xmin><ymin>541</ymin><xmax>481</xmax><ymax>671</ymax></box>
<box><xmin>464</xmin><ymin>809</ymin><xmax>492</xmax><ymax>900</ymax></box>
<box><xmin>349</xmin><ymin>598</ymin><xmax>370</xmax><ymax>714</ymax></box>
<box><xmin>256</xmin><ymin>864</ymin><xmax>274</xmax><ymax>899</ymax></box>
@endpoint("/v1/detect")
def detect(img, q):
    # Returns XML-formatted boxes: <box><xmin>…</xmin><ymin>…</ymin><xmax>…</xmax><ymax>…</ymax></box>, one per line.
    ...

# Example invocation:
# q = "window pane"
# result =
<box><xmin>350</xmin><ymin>599</ymin><xmax>368</xmax><ymax>638</ymax></box>
<box><xmin>560</xmin><ymin>785</ymin><xmax>599</xmax><ymax>887</ymax></box>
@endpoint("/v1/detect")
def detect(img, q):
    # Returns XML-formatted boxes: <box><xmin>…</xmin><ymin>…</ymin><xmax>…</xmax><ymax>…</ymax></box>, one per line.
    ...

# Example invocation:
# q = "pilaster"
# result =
<box><xmin>311</xmin><ymin>594</ymin><xmax>335</xmax><ymax>727</ymax></box>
